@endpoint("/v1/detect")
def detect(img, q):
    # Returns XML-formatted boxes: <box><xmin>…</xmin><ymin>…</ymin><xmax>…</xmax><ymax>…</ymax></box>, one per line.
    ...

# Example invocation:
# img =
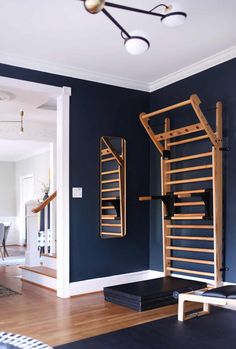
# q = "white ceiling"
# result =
<box><xmin>0</xmin><ymin>139</ymin><xmax>50</xmax><ymax>162</ymax></box>
<box><xmin>0</xmin><ymin>0</ymin><xmax>235</xmax><ymax>91</ymax></box>
<box><xmin>0</xmin><ymin>85</ymin><xmax>56</xmax><ymax>123</ymax></box>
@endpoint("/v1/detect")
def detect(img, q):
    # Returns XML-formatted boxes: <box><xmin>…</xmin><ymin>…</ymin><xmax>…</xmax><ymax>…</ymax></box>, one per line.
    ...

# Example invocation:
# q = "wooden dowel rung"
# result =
<box><xmin>101</xmin><ymin>197</ymin><xmax>118</xmax><ymax>200</ymax></box>
<box><xmin>174</xmin><ymin>189</ymin><xmax>206</xmax><ymax>195</ymax></box>
<box><xmin>155</xmin><ymin>123</ymin><xmax>204</xmax><ymax>142</ymax></box>
<box><xmin>167</xmin><ymin>267</ymin><xmax>214</xmax><ymax>277</ymax></box>
<box><xmin>171</xmin><ymin>213</ymin><xmax>205</xmax><ymax>221</ymax></box>
<box><xmin>102</xmin><ymin>214</ymin><xmax>119</xmax><ymax>220</ymax></box>
<box><xmin>173</xmin><ymin>213</ymin><xmax>205</xmax><ymax>217</ymax></box>
<box><xmin>167</xmin><ymin>257</ymin><xmax>214</xmax><ymax>265</ymax></box>
<box><xmin>141</xmin><ymin>99</ymin><xmax>191</xmax><ymax>120</ymax></box>
<box><xmin>166</xmin><ymin>246</ymin><xmax>214</xmax><ymax>253</ymax></box>
<box><xmin>174</xmin><ymin>202</ymin><xmax>205</xmax><ymax>206</ymax></box>
<box><xmin>102</xmin><ymin>179</ymin><xmax>119</xmax><ymax>184</ymax></box>
<box><xmin>101</xmin><ymin>156</ymin><xmax>116</xmax><ymax>163</ymax></box>
<box><xmin>166</xmin><ymin>152</ymin><xmax>212</xmax><ymax>164</ymax></box>
<box><xmin>167</xmin><ymin>134</ymin><xmax>209</xmax><ymax>147</ymax></box>
<box><xmin>101</xmin><ymin>206</ymin><xmax>114</xmax><ymax>209</ymax></box>
<box><xmin>101</xmin><ymin>188</ymin><xmax>120</xmax><ymax>193</ymax></box>
<box><xmin>166</xmin><ymin>164</ymin><xmax>213</xmax><ymax>175</ymax></box>
<box><xmin>167</xmin><ymin>225</ymin><xmax>214</xmax><ymax>229</ymax></box>
<box><xmin>166</xmin><ymin>176</ymin><xmax>213</xmax><ymax>185</ymax></box>
<box><xmin>166</xmin><ymin>235</ymin><xmax>213</xmax><ymax>241</ymax></box>
<box><xmin>101</xmin><ymin>223</ymin><xmax>122</xmax><ymax>227</ymax></box>
<box><xmin>101</xmin><ymin>170</ymin><xmax>119</xmax><ymax>176</ymax></box>
<box><xmin>101</xmin><ymin>232</ymin><xmax>122</xmax><ymax>236</ymax></box>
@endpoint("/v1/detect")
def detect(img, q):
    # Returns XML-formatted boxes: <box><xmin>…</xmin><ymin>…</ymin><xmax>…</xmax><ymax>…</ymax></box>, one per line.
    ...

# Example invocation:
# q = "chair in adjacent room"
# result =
<box><xmin>3</xmin><ymin>223</ymin><xmax>11</xmax><ymax>257</ymax></box>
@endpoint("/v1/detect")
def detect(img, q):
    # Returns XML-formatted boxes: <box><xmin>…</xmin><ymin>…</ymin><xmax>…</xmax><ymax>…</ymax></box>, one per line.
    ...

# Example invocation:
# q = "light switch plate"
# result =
<box><xmin>72</xmin><ymin>187</ymin><xmax>83</xmax><ymax>198</ymax></box>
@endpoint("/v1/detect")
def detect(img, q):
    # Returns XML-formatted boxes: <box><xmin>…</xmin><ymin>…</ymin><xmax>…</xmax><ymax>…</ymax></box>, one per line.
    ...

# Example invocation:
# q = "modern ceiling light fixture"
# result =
<box><xmin>0</xmin><ymin>109</ymin><xmax>24</xmax><ymax>135</ymax></box>
<box><xmin>80</xmin><ymin>0</ymin><xmax>187</xmax><ymax>55</ymax></box>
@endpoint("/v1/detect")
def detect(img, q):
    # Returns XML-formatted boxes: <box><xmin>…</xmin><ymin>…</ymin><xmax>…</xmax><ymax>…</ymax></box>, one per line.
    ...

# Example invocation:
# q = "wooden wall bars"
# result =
<box><xmin>139</xmin><ymin>95</ymin><xmax>223</xmax><ymax>286</ymax></box>
<box><xmin>100</xmin><ymin>136</ymin><xmax>126</xmax><ymax>238</ymax></box>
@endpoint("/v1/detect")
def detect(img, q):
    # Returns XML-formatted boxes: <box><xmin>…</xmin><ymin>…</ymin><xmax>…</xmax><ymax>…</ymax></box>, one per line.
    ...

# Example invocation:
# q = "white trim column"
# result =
<box><xmin>56</xmin><ymin>86</ymin><xmax>71</xmax><ymax>298</ymax></box>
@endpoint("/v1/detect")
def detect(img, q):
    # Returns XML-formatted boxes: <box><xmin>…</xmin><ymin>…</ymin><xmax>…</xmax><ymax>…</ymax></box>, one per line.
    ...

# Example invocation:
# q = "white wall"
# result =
<box><xmin>0</xmin><ymin>162</ymin><xmax>19</xmax><ymax>244</ymax></box>
<box><xmin>15</xmin><ymin>151</ymin><xmax>51</xmax><ymax>245</ymax></box>
<box><xmin>0</xmin><ymin>162</ymin><xmax>16</xmax><ymax>216</ymax></box>
<box><xmin>15</xmin><ymin>151</ymin><xmax>50</xmax><ymax>215</ymax></box>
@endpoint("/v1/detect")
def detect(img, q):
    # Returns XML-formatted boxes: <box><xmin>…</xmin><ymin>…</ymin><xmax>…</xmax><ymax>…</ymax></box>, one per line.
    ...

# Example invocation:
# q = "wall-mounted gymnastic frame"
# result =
<box><xmin>139</xmin><ymin>94</ymin><xmax>223</xmax><ymax>286</ymax></box>
<box><xmin>100</xmin><ymin>136</ymin><xmax>126</xmax><ymax>239</ymax></box>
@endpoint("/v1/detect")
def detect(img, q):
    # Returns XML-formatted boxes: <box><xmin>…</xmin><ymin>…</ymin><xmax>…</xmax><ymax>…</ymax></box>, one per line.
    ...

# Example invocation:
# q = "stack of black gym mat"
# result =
<box><xmin>104</xmin><ymin>276</ymin><xmax>207</xmax><ymax>311</ymax></box>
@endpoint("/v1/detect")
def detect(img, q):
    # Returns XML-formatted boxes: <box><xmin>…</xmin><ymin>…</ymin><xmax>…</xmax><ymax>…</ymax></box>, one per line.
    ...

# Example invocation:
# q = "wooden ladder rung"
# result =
<box><xmin>141</xmin><ymin>99</ymin><xmax>191</xmax><ymax>120</ymax></box>
<box><xmin>166</xmin><ymin>176</ymin><xmax>213</xmax><ymax>185</ymax></box>
<box><xmin>101</xmin><ymin>156</ymin><xmax>116</xmax><ymax>163</ymax></box>
<box><xmin>102</xmin><ymin>179</ymin><xmax>119</xmax><ymax>184</ymax></box>
<box><xmin>165</xmin><ymin>152</ymin><xmax>212</xmax><ymax>164</ymax></box>
<box><xmin>102</xmin><ymin>215</ymin><xmax>119</xmax><ymax>220</ymax></box>
<box><xmin>166</xmin><ymin>236</ymin><xmax>214</xmax><ymax>241</ymax></box>
<box><xmin>166</xmin><ymin>246</ymin><xmax>214</xmax><ymax>253</ymax></box>
<box><xmin>174</xmin><ymin>202</ymin><xmax>205</xmax><ymax>206</ymax></box>
<box><xmin>101</xmin><ymin>232</ymin><xmax>122</xmax><ymax>236</ymax></box>
<box><xmin>102</xmin><ymin>206</ymin><xmax>114</xmax><ymax>209</ymax></box>
<box><xmin>101</xmin><ymin>188</ymin><xmax>120</xmax><ymax>193</ymax></box>
<box><xmin>101</xmin><ymin>223</ymin><xmax>122</xmax><ymax>227</ymax></box>
<box><xmin>166</xmin><ymin>224</ymin><xmax>214</xmax><ymax>229</ymax></box>
<box><xmin>167</xmin><ymin>134</ymin><xmax>209</xmax><ymax>147</ymax></box>
<box><xmin>174</xmin><ymin>189</ymin><xmax>206</xmax><ymax>196</ymax></box>
<box><xmin>167</xmin><ymin>257</ymin><xmax>214</xmax><ymax>265</ymax></box>
<box><xmin>166</xmin><ymin>164</ymin><xmax>213</xmax><ymax>175</ymax></box>
<box><xmin>167</xmin><ymin>267</ymin><xmax>214</xmax><ymax>277</ymax></box>
<box><xmin>155</xmin><ymin>123</ymin><xmax>204</xmax><ymax>142</ymax></box>
<box><xmin>101</xmin><ymin>170</ymin><xmax>119</xmax><ymax>176</ymax></box>
<box><xmin>101</xmin><ymin>197</ymin><xmax>118</xmax><ymax>201</ymax></box>
<box><xmin>171</xmin><ymin>214</ymin><xmax>206</xmax><ymax>220</ymax></box>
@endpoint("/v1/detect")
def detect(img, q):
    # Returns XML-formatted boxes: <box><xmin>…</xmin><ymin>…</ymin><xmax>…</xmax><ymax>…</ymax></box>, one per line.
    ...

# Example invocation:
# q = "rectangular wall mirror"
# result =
<box><xmin>100</xmin><ymin>136</ymin><xmax>126</xmax><ymax>238</ymax></box>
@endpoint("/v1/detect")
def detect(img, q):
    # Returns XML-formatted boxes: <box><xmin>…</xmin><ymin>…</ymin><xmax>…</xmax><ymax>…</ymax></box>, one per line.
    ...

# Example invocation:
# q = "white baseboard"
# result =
<box><xmin>69</xmin><ymin>269</ymin><xmax>236</xmax><ymax>298</ymax></box>
<box><xmin>70</xmin><ymin>270</ymin><xmax>163</xmax><ymax>297</ymax></box>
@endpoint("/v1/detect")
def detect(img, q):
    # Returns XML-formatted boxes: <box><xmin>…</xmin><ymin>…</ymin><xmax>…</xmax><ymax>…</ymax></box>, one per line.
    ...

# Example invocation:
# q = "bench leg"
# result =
<box><xmin>203</xmin><ymin>302</ymin><xmax>210</xmax><ymax>314</ymax></box>
<box><xmin>178</xmin><ymin>296</ymin><xmax>185</xmax><ymax>322</ymax></box>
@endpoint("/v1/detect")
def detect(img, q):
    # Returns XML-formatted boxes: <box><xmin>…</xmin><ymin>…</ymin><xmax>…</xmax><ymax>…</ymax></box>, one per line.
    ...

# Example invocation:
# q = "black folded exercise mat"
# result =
<box><xmin>56</xmin><ymin>308</ymin><xmax>236</xmax><ymax>349</ymax></box>
<box><xmin>104</xmin><ymin>276</ymin><xmax>207</xmax><ymax>311</ymax></box>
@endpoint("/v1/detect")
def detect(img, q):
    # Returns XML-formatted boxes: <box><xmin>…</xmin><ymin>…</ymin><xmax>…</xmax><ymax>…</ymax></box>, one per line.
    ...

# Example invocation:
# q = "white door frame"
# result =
<box><xmin>0</xmin><ymin>76</ymin><xmax>71</xmax><ymax>298</ymax></box>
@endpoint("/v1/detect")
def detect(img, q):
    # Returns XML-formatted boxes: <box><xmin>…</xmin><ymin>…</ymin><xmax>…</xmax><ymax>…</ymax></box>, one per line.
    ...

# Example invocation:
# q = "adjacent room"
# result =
<box><xmin>0</xmin><ymin>1</ymin><xmax>235</xmax><ymax>349</ymax></box>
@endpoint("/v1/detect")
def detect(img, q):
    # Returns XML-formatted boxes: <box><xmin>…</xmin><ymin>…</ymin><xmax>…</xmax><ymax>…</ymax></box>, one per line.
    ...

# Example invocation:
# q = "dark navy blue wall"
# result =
<box><xmin>149</xmin><ymin>58</ymin><xmax>236</xmax><ymax>282</ymax></box>
<box><xmin>0</xmin><ymin>64</ymin><xmax>150</xmax><ymax>282</ymax></box>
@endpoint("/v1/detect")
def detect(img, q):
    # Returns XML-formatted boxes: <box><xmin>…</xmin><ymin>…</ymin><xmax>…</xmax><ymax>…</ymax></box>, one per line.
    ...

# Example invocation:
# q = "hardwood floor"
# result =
<box><xmin>0</xmin><ymin>265</ymin><xmax>198</xmax><ymax>347</ymax></box>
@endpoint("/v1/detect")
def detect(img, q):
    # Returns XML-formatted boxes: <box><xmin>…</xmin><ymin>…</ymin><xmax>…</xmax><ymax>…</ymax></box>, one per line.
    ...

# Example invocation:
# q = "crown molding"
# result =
<box><xmin>0</xmin><ymin>51</ymin><xmax>149</xmax><ymax>92</ymax></box>
<box><xmin>149</xmin><ymin>45</ymin><xmax>236</xmax><ymax>92</ymax></box>
<box><xmin>0</xmin><ymin>46</ymin><xmax>235</xmax><ymax>94</ymax></box>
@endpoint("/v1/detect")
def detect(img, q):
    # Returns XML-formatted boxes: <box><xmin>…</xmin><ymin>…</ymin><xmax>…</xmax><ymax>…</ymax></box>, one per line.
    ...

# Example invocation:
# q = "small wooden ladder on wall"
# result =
<box><xmin>139</xmin><ymin>94</ymin><xmax>223</xmax><ymax>286</ymax></box>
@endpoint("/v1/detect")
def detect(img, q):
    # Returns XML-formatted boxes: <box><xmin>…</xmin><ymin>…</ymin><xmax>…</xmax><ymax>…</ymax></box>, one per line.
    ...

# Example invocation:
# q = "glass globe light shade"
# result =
<box><xmin>161</xmin><ymin>2</ymin><xmax>187</xmax><ymax>27</ymax></box>
<box><xmin>84</xmin><ymin>0</ymin><xmax>105</xmax><ymax>14</ymax></box>
<box><xmin>124</xmin><ymin>30</ymin><xmax>150</xmax><ymax>55</ymax></box>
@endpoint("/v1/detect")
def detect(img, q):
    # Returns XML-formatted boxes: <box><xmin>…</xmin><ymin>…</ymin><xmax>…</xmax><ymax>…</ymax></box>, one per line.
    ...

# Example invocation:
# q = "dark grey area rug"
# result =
<box><xmin>0</xmin><ymin>285</ymin><xmax>20</xmax><ymax>297</ymax></box>
<box><xmin>56</xmin><ymin>308</ymin><xmax>236</xmax><ymax>349</ymax></box>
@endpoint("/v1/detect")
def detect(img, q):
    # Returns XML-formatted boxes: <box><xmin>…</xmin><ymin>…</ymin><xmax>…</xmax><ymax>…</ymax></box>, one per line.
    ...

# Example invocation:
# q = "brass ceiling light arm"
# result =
<box><xmin>0</xmin><ymin>109</ymin><xmax>24</xmax><ymax>134</ymax></box>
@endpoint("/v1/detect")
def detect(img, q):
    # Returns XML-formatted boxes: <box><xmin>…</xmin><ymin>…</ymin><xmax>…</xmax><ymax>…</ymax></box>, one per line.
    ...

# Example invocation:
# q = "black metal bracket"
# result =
<box><xmin>102</xmin><ymin>198</ymin><xmax>120</xmax><ymax>218</ymax></box>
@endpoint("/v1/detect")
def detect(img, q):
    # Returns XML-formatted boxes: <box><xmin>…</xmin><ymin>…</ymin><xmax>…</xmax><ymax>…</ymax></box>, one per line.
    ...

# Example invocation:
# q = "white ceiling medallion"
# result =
<box><xmin>0</xmin><ymin>90</ymin><xmax>15</xmax><ymax>102</ymax></box>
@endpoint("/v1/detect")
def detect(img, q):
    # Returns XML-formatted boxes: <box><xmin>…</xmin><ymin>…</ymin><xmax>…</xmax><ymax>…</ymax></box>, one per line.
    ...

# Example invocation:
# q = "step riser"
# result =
<box><xmin>21</xmin><ymin>269</ymin><xmax>57</xmax><ymax>290</ymax></box>
<box><xmin>42</xmin><ymin>256</ymin><xmax>57</xmax><ymax>270</ymax></box>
